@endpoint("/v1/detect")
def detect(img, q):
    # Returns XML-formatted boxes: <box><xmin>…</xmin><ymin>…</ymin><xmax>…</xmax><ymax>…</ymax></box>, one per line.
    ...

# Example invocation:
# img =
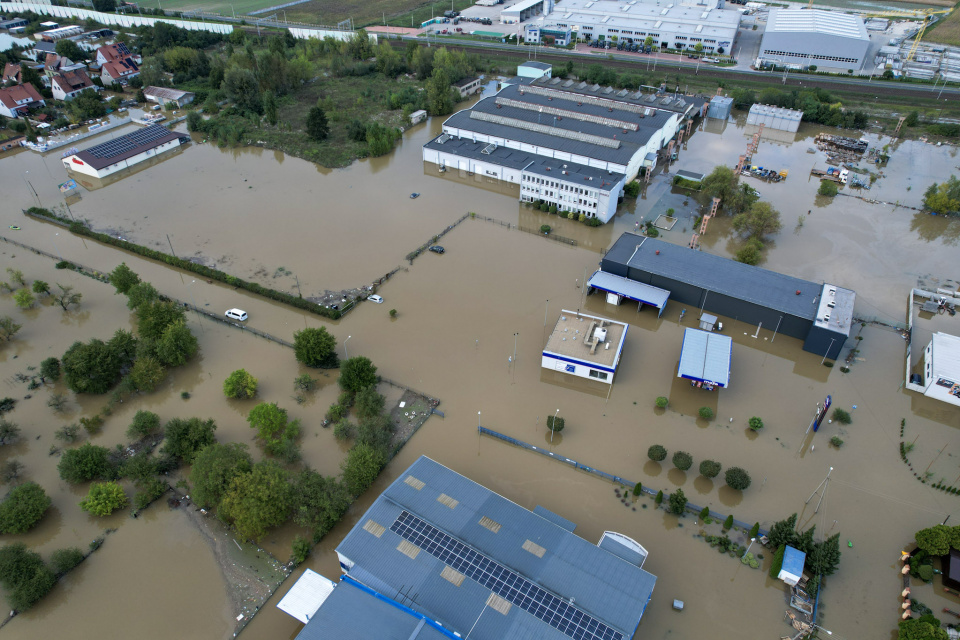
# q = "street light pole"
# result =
<box><xmin>513</xmin><ymin>332</ymin><xmax>518</xmax><ymax>364</ymax></box>
<box><xmin>742</xmin><ymin>537</ymin><xmax>756</xmax><ymax>558</ymax></box>
<box><xmin>478</xmin><ymin>411</ymin><xmax>481</xmax><ymax>428</ymax></box>
<box><xmin>344</xmin><ymin>335</ymin><xmax>352</xmax><ymax>360</ymax></box>
<box><xmin>551</xmin><ymin>408</ymin><xmax>559</xmax><ymax>443</ymax></box>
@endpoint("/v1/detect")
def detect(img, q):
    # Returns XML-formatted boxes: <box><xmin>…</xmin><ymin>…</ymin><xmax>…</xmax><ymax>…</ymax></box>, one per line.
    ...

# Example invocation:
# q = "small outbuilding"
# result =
<box><xmin>143</xmin><ymin>86</ymin><xmax>194</xmax><ymax>108</ymax></box>
<box><xmin>778</xmin><ymin>545</ymin><xmax>806</xmax><ymax>587</ymax></box>
<box><xmin>542</xmin><ymin>310</ymin><xmax>628</xmax><ymax>384</ymax></box>
<box><xmin>677</xmin><ymin>328</ymin><xmax>731</xmax><ymax>389</ymax></box>
<box><xmin>587</xmin><ymin>270</ymin><xmax>670</xmax><ymax>317</ymax></box>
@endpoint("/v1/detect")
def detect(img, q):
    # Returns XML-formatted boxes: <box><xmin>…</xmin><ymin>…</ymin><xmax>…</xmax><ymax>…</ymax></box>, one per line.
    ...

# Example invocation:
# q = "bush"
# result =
<box><xmin>40</xmin><ymin>358</ymin><xmax>60</xmax><ymax>383</ymax></box>
<box><xmin>749</xmin><ymin>522</ymin><xmax>760</xmax><ymax>538</ymax></box>
<box><xmin>50</xmin><ymin>548</ymin><xmax>84</xmax><ymax>575</ymax></box>
<box><xmin>830</xmin><ymin>436</ymin><xmax>844</xmax><ymax>448</ymax></box>
<box><xmin>832</xmin><ymin>408</ymin><xmax>852</xmax><ymax>424</ymax></box>
<box><xmin>0</xmin><ymin>482</ymin><xmax>51</xmax><ymax>534</ymax></box>
<box><xmin>540</xmin><ymin>224</ymin><xmax>551</xmax><ymax>234</ymax></box>
<box><xmin>333</xmin><ymin>420</ymin><xmax>356</xmax><ymax>441</ymax></box>
<box><xmin>698</xmin><ymin>406</ymin><xmax>714</xmax><ymax>420</ymax></box>
<box><xmin>163</xmin><ymin>417</ymin><xmax>217</xmax><ymax>464</ymax></box>
<box><xmin>79</xmin><ymin>481</ymin><xmax>128</xmax><ymax>516</ymax></box>
<box><xmin>655</xmin><ymin>490</ymin><xmax>663</xmax><ymax>505</ymax></box>
<box><xmin>668</xmin><ymin>488</ymin><xmax>687</xmax><ymax>515</ymax></box>
<box><xmin>647</xmin><ymin>444</ymin><xmax>667</xmax><ymax>462</ymax></box>
<box><xmin>341</xmin><ymin>443</ymin><xmax>387</xmax><ymax>497</ymax></box>
<box><xmin>672</xmin><ymin>451</ymin><xmax>693</xmax><ymax>471</ymax></box>
<box><xmin>700</xmin><ymin>506</ymin><xmax>710</xmax><ymax>519</ymax></box>
<box><xmin>699</xmin><ymin>459</ymin><xmax>722</xmax><ymax>478</ymax></box>
<box><xmin>655</xmin><ymin>396</ymin><xmax>668</xmax><ymax>408</ymax></box>
<box><xmin>291</xmin><ymin>535</ymin><xmax>311</xmax><ymax>566</ymax></box>
<box><xmin>127</xmin><ymin>410</ymin><xmax>161</xmax><ymax>440</ymax></box>
<box><xmin>632</xmin><ymin>483</ymin><xmax>642</xmax><ymax>497</ymax></box>
<box><xmin>0</xmin><ymin>543</ymin><xmax>56</xmax><ymax>611</ymax></box>
<box><xmin>748</xmin><ymin>416</ymin><xmax>764</xmax><ymax>430</ymax></box>
<box><xmin>723</xmin><ymin>514</ymin><xmax>734</xmax><ymax>530</ymax></box>
<box><xmin>223</xmin><ymin>369</ymin><xmax>258</xmax><ymax>399</ymax></box>
<box><xmin>546</xmin><ymin>415</ymin><xmax>565</xmax><ymax>433</ymax></box>
<box><xmin>735</xmin><ymin>238</ymin><xmax>764</xmax><ymax>266</ymax></box>
<box><xmin>725</xmin><ymin>466</ymin><xmax>752</xmax><ymax>491</ymax></box>
<box><xmin>326</xmin><ymin>404</ymin><xmax>346</xmax><ymax>422</ymax></box>
<box><xmin>339</xmin><ymin>357</ymin><xmax>378</xmax><ymax>392</ymax></box>
<box><xmin>190</xmin><ymin>442</ymin><xmax>252</xmax><ymax>510</ymax></box>
<box><xmin>58</xmin><ymin>443</ymin><xmax>113</xmax><ymax>483</ymax></box>
<box><xmin>624</xmin><ymin>181</ymin><xmax>641</xmax><ymax>197</ymax></box>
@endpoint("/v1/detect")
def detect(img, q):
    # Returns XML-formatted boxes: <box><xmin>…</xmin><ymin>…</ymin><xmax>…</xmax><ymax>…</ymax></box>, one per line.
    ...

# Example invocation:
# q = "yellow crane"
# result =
<box><xmin>905</xmin><ymin>9</ymin><xmax>950</xmax><ymax>63</ymax></box>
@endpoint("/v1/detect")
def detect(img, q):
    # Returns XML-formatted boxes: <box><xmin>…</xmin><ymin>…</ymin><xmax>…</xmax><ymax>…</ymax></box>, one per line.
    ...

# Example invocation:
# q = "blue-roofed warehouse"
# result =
<box><xmin>778</xmin><ymin>545</ymin><xmax>806</xmax><ymax>586</ymax></box>
<box><xmin>600</xmin><ymin>233</ymin><xmax>856</xmax><ymax>360</ymax></box>
<box><xmin>287</xmin><ymin>456</ymin><xmax>657</xmax><ymax>640</ymax></box>
<box><xmin>678</xmin><ymin>328</ymin><xmax>732</xmax><ymax>388</ymax></box>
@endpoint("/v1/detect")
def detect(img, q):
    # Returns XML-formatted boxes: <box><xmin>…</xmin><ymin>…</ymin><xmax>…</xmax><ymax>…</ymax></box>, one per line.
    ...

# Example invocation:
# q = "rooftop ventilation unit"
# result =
<box><xmin>481</xmin><ymin>142</ymin><xmax>498</xmax><ymax>154</ymax></box>
<box><xmin>827</xmin><ymin>301</ymin><xmax>836</xmax><ymax>308</ymax></box>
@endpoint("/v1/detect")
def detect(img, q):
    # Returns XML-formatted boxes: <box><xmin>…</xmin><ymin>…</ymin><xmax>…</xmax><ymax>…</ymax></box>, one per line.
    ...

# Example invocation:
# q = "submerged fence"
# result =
<box><xmin>478</xmin><ymin>426</ymin><xmax>765</xmax><ymax>535</ymax></box>
<box><xmin>470</xmin><ymin>213</ymin><xmax>578</xmax><ymax>247</ymax></box>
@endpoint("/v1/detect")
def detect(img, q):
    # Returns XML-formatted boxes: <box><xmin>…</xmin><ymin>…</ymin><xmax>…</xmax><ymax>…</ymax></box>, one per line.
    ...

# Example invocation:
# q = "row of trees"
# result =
<box><xmin>728</xmin><ymin>86</ymin><xmax>868</xmax><ymax>129</ymax></box>
<box><xmin>646</xmin><ymin>444</ymin><xmax>751</xmax><ymax>490</ymax></box>
<box><xmin>700</xmin><ymin>165</ymin><xmax>783</xmax><ymax>265</ymax></box>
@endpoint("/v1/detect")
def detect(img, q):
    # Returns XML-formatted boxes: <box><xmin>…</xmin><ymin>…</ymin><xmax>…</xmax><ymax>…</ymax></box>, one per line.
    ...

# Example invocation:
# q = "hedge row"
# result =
<box><xmin>26</xmin><ymin>208</ymin><xmax>341</xmax><ymax>320</ymax></box>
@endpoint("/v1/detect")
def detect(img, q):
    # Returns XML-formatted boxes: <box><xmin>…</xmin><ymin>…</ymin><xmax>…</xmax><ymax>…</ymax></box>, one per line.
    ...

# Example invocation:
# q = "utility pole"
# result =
<box><xmin>805</xmin><ymin>467</ymin><xmax>833</xmax><ymax>514</ymax></box>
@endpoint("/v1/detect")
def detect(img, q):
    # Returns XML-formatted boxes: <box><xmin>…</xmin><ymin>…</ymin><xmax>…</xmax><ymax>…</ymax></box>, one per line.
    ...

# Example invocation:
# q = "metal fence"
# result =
<box><xmin>470</xmin><ymin>213</ymin><xmax>578</xmax><ymax>247</ymax></box>
<box><xmin>478</xmin><ymin>426</ymin><xmax>766</xmax><ymax>535</ymax></box>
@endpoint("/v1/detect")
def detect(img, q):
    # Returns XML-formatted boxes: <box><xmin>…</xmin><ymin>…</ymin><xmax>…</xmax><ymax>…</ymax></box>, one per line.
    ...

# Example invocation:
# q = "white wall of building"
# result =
<box><xmin>923</xmin><ymin>338</ymin><xmax>960</xmax><ymax>407</ymax></box>
<box><xmin>541</xmin><ymin>354</ymin><xmax>613</xmax><ymax>383</ymax></box>
<box><xmin>63</xmin><ymin>137</ymin><xmax>183</xmax><ymax>178</ymax></box>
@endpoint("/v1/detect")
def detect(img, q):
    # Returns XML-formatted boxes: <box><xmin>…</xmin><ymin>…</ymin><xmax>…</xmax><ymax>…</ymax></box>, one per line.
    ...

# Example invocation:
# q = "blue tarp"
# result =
<box><xmin>677</xmin><ymin>328</ymin><xmax>732</xmax><ymax>388</ymax></box>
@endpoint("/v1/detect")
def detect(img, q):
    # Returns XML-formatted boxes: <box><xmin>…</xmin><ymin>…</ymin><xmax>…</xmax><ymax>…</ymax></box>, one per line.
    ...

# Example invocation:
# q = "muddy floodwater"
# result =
<box><xmin>2</xmin><ymin>97</ymin><xmax>960</xmax><ymax>640</ymax></box>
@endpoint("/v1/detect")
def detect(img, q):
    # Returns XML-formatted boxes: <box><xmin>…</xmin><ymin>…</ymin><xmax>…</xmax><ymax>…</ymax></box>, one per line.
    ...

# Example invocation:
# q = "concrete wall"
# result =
<box><xmin>541</xmin><ymin>354</ymin><xmax>613</xmax><ymax>383</ymax></box>
<box><xmin>802</xmin><ymin>324</ymin><xmax>847</xmax><ymax>361</ymax></box>
<box><xmin>63</xmin><ymin>137</ymin><xmax>183</xmax><ymax>178</ymax></box>
<box><xmin>0</xmin><ymin>2</ymin><xmax>234</xmax><ymax>33</ymax></box>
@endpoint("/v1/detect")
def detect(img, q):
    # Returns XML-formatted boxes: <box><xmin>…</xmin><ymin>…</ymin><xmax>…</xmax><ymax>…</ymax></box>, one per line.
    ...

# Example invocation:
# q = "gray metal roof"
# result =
<box><xmin>424</xmin><ymin>135</ymin><xmax>536</xmax><ymax>171</ymax></box>
<box><xmin>442</xmin><ymin>83</ymin><xmax>675</xmax><ymax>166</ymax></box>
<box><xmin>524</xmin><ymin>159</ymin><xmax>623</xmax><ymax>192</ymax></box>
<box><xmin>607</xmin><ymin>234</ymin><xmax>825</xmax><ymax>320</ymax></box>
<box><xmin>533</xmin><ymin>505</ymin><xmax>576</xmax><ymax>532</ymax></box>
<box><xmin>519</xmin><ymin>61</ymin><xmax>552</xmax><ymax>70</ymax></box>
<box><xmin>678</xmin><ymin>328</ymin><xmax>732</xmax><ymax>388</ymax></box>
<box><xmin>527</xmin><ymin>74</ymin><xmax>704</xmax><ymax>115</ymax></box>
<box><xmin>588</xmin><ymin>270</ymin><xmax>670</xmax><ymax>310</ymax></box>
<box><xmin>336</xmin><ymin>456</ymin><xmax>656</xmax><ymax>640</ymax></box>
<box><xmin>675</xmin><ymin>169</ymin><xmax>704</xmax><ymax>182</ymax></box>
<box><xmin>295</xmin><ymin>577</ymin><xmax>458</xmax><ymax>640</ymax></box>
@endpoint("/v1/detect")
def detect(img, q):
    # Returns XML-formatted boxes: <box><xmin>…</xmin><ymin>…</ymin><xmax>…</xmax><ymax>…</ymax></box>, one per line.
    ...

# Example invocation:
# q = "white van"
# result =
<box><xmin>225</xmin><ymin>308</ymin><xmax>248</xmax><ymax>322</ymax></box>
<box><xmin>367</xmin><ymin>295</ymin><xmax>383</xmax><ymax>304</ymax></box>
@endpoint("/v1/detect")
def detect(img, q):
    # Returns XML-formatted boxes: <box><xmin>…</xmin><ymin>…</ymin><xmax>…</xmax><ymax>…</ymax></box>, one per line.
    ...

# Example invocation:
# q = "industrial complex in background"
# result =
<box><xmin>278</xmin><ymin>456</ymin><xmax>657</xmax><ymax>640</ymax></box>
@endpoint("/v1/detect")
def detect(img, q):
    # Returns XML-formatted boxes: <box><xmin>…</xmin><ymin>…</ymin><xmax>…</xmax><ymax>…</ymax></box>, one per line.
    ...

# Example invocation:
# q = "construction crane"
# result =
<box><xmin>860</xmin><ymin>8</ymin><xmax>950</xmax><ymax>20</ymax></box>
<box><xmin>905</xmin><ymin>9</ymin><xmax>949</xmax><ymax>63</ymax></box>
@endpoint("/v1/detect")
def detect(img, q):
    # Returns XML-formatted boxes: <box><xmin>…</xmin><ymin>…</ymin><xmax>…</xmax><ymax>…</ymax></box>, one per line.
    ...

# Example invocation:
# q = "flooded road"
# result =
<box><xmin>2</xmin><ymin>101</ymin><xmax>959</xmax><ymax>640</ymax></box>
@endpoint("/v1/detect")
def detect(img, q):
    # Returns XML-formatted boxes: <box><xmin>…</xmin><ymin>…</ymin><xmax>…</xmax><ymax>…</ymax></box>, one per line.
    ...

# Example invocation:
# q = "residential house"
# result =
<box><xmin>51</xmin><ymin>69</ymin><xmax>96</xmax><ymax>101</ymax></box>
<box><xmin>96</xmin><ymin>42</ymin><xmax>133</xmax><ymax>66</ymax></box>
<box><xmin>44</xmin><ymin>54</ymin><xmax>86</xmax><ymax>78</ymax></box>
<box><xmin>2</xmin><ymin>62</ymin><xmax>21</xmax><ymax>85</ymax></box>
<box><xmin>143</xmin><ymin>86</ymin><xmax>194</xmax><ymax>108</ymax></box>
<box><xmin>100</xmin><ymin>58</ymin><xmax>139</xmax><ymax>85</ymax></box>
<box><xmin>22</xmin><ymin>41</ymin><xmax>57</xmax><ymax>62</ymax></box>
<box><xmin>0</xmin><ymin>83</ymin><xmax>46</xmax><ymax>118</ymax></box>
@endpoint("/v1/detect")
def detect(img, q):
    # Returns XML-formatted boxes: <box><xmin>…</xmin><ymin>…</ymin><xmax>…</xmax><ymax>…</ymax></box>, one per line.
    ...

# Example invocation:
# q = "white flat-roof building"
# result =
<box><xmin>547</xmin><ymin>0</ymin><xmax>741</xmax><ymax>53</ymax></box>
<box><xmin>746</xmin><ymin>104</ymin><xmax>802</xmax><ymax>132</ymax></box>
<box><xmin>758</xmin><ymin>8</ymin><xmax>869</xmax><ymax>71</ymax></box>
<box><xmin>517</xmin><ymin>61</ymin><xmax>552</xmax><ymax>80</ymax></box>
<box><xmin>921</xmin><ymin>333</ymin><xmax>960</xmax><ymax>407</ymax></box>
<box><xmin>502</xmin><ymin>0</ymin><xmax>554</xmax><ymax>24</ymax></box>
<box><xmin>62</xmin><ymin>124</ymin><xmax>189</xmax><ymax>179</ymax></box>
<box><xmin>542</xmin><ymin>310</ymin><xmax>628</xmax><ymax>384</ymax></box>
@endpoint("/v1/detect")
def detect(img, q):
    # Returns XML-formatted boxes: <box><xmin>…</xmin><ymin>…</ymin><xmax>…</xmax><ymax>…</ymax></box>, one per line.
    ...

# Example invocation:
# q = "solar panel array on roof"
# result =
<box><xmin>391</xmin><ymin>511</ymin><xmax>623</xmax><ymax>640</ymax></box>
<box><xmin>84</xmin><ymin>124</ymin><xmax>175</xmax><ymax>160</ymax></box>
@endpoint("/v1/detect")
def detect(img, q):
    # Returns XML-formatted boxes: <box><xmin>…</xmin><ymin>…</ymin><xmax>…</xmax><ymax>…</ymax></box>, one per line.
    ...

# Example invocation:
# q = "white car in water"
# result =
<box><xmin>225</xmin><ymin>309</ymin><xmax>248</xmax><ymax>322</ymax></box>
<box><xmin>367</xmin><ymin>295</ymin><xmax>384</xmax><ymax>304</ymax></box>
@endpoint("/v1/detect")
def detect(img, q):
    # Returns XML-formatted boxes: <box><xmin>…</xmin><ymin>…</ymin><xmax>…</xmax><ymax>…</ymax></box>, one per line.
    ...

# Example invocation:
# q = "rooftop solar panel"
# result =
<box><xmin>390</xmin><ymin>511</ymin><xmax>624</xmax><ymax>640</ymax></box>
<box><xmin>85</xmin><ymin>124</ymin><xmax>173</xmax><ymax>159</ymax></box>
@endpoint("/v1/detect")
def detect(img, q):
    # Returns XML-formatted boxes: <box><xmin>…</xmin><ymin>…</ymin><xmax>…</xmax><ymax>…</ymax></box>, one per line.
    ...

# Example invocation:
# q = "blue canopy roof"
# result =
<box><xmin>677</xmin><ymin>328</ymin><xmax>732</xmax><ymax>388</ymax></box>
<box><xmin>588</xmin><ymin>270</ymin><xmax>670</xmax><ymax>316</ymax></box>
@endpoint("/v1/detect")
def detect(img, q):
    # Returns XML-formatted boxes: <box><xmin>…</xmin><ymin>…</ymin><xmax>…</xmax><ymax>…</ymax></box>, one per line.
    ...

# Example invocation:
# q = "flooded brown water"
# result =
<box><xmin>2</xmin><ymin>100</ymin><xmax>960</xmax><ymax>640</ymax></box>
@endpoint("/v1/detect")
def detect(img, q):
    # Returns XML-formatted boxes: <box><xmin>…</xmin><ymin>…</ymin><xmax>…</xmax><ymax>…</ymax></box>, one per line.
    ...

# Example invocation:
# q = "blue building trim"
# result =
<box><xmin>542</xmin><ymin>351</ymin><xmax>617</xmax><ymax>374</ymax></box>
<box><xmin>340</xmin><ymin>575</ymin><xmax>463</xmax><ymax>640</ymax></box>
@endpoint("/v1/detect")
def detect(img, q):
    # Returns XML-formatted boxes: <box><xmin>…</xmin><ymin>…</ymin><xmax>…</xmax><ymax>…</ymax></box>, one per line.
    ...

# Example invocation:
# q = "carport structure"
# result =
<box><xmin>677</xmin><ymin>328</ymin><xmax>731</xmax><ymax>388</ymax></box>
<box><xmin>587</xmin><ymin>270</ymin><xmax>670</xmax><ymax>317</ymax></box>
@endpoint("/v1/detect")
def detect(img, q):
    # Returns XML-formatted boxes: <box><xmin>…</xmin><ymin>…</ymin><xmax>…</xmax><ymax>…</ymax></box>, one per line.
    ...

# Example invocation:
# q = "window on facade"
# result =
<box><xmin>588</xmin><ymin>370</ymin><xmax>609</xmax><ymax>380</ymax></box>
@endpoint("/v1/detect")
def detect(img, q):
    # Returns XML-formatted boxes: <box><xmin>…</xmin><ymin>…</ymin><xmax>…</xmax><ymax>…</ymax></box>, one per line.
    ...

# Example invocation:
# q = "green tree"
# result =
<box><xmin>31</xmin><ymin>280</ymin><xmax>49</xmax><ymax>296</ymax></box>
<box><xmin>222</xmin><ymin>67</ymin><xmax>262</xmax><ymax>114</ymax></box>
<box><xmin>190</xmin><ymin>442</ymin><xmax>252</xmax><ymax>510</ymax></box>
<box><xmin>247</xmin><ymin>402</ymin><xmax>289</xmax><ymax>442</ymax></box>
<box><xmin>748</xmin><ymin>416</ymin><xmax>764</xmax><ymax>430</ymax></box>
<box><xmin>725</xmin><ymin>466</ymin><xmax>751</xmax><ymax>491</ymax></box>
<box><xmin>13</xmin><ymin>289</ymin><xmax>34</xmax><ymax>309</ymax></box>
<box><xmin>767</xmin><ymin>513</ymin><xmax>799</xmax><ymax>549</ymax></box>
<box><xmin>79</xmin><ymin>481</ymin><xmax>127</xmax><ymax>516</ymax></box>
<box><xmin>698</xmin><ymin>406</ymin><xmax>714</xmax><ymax>420</ymax></box>
<box><xmin>108</xmin><ymin>263</ymin><xmax>140</xmax><ymax>295</ymax></box>
<box><xmin>904</xmin><ymin>110</ymin><xmax>920</xmax><ymax>127</ymax></box>
<box><xmin>50</xmin><ymin>548</ymin><xmax>84</xmax><ymax>575</ymax></box>
<box><xmin>426</xmin><ymin>67</ymin><xmax>454</xmax><ymax>116</ymax></box>
<box><xmin>130</xmin><ymin>356</ymin><xmax>166</xmax><ymax>392</ymax></box>
<box><xmin>0</xmin><ymin>317</ymin><xmax>21</xmax><ymax>342</ymax></box>
<box><xmin>672</xmin><ymin>451</ymin><xmax>693</xmax><ymax>471</ymax></box>
<box><xmin>701</xmin><ymin>165</ymin><xmax>739</xmax><ymax>206</ymax></box>
<box><xmin>916</xmin><ymin>524</ymin><xmax>953</xmax><ymax>556</ymax></box>
<box><xmin>0</xmin><ymin>483</ymin><xmax>51</xmax><ymax>534</ymax></box>
<box><xmin>293</xmin><ymin>327</ymin><xmax>338</xmax><ymax>368</ymax></box>
<box><xmin>732</xmin><ymin>201</ymin><xmax>782</xmax><ymax>240</ymax></box>
<box><xmin>833</xmin><ymin>408</ymin><xmax>852</xmax><ymax>424</ymax></box>
<box><xmin>53</xmin><ymin>284</ymin><xmax>82</xmax><ymax>311</ymax></box>
<box><xmin>306</xmin><ymin>106</ymin><xmax>329</xmax><ymax>141</ymax></box>
<box><xmin>223</xmin><ymin>369</ymin><xmax>258</xmax><ymax>399</ymax></box>
<box><xmin>694</xmin><ymin>42</ymin><xmax>703</xmax><ymax>54</ymax></box>
<box><xmin>818</xmin><ymin>180</ymin><xmax>838</xmax><ymax>197</ymax></box>
<box><xmin>57</xmin><ymin>443</ymin><xmax>112</xmax><ymax>483</ymax></box>
<box><xmin>655</xmin><ymin>490</ymin><xmax>663</xmax><ymax>505</ymax></box>
<box><xmin>91</xmin><ymin>0</ymin><xmax>116</xmax><ymax>11</ymax></box>
<box><xmin>292</xmin><ymin>468</ymin><xmax>351</xmax><ymax>538</ymax></box>
<box><xmin>137</xmin><ymin>300</ymin><xmax>186</xmax><ymax>341</ymax></box>
<box><xmin>127</xmin><ymin>410</ymin><xmax>161</xmax><ymax>440</ymax></box>
<box><xmin>699</xmin><ymin>459</ymin><xmax>722</xmax><ymax>478</ymax></box>
<box><xmin>162</xmin><ymin>417</ymin><xmax>216</xmax><ymax>464</ymax></box>
<box><xmin>62</xmin><ymin>338</ymin><xmax>128</xmax><ymax>394</ymax></box>
<box><xmin>700</xmin><ymin>506</ymin><xmax>709</xmax><ymax>519</ymax></box>
<box><xmin>749</xmin><ymin>522</ymin><xmax>761</xmax><ymax>538</ymax></box>
<box><xmin>219</xmin><ymin>461</ymin><xmax>293</xmax><ymax>541</ymax></box>
<box><xmin>354</xmin><ymin>385</ymin><xmax>385</xmax><ymax>421</ymax></box>
<box><xmin>0</xmin><ymin>543</ymin><xmax>56</xmax><ymax>611</ymax></box>
<box><xmin>0</xmin><ymin>419</ymin><xmax>19</xmax><ymax>446</ymax></box>
<box><xmin>735</xmin><ymin>238</ymin><xmax>764</xmax><ymax>266</ymax></box>
<box><xmin>341</xmin><ymin>443</ymin><xmax>386</xmax><ymax>496</ymax></box>
<box><xmin>126</xmin><ymin>282</ymin><xmax>159</xmax><ymax>310</ymax></box>
<box><xmin>647</xmin><ymin>444</ymin><xmax>667</xmax><ymax>462</ymax></box>
<box><xmin>339</xmin><ymin>357</ymin><xmax>378</xmax><ymax>392</ymax></box>
<box><xmin>723</xmin><ymin>514</ymin><xmax>734</xmax><ymax>530</ymax></box>
<box><xmin>67</xmin><ymin>89</ymin><xmax>105</xmax><ymax>122</ymax></box>
<box><xmin>39</xmin><ymin>357</ymin><xmax>60</xmax><ymax>383</ymax></box>
<box><xmin>808</xmin><ymin>532</ymin><xmax>842</xmax><ymax>576</ymax></box>
<box><xmin>899</xmin><ymin>616</ymin><xmax>948</xmax><ymax>640</ymax></box>
<box><xmin>263</xmin><ymin>91</ymin><xmax>278</xmax><ymax>126</ymax></box>
<box><xmin>655</xmin><ymin>396</ymin><xmax>669</xmax><ymax>408</ymax></box>
<box><xmin>668</xmin><ymin>487</ymin><xmax>687</xmax><ymax>515</ymax></box>
<box><xmin>155</xmin><ymin>320</ymin><xmax>198</xmax><ymax>367</ymax></box>
<box><xmin>55</xmin><ymin>39</ymin><xmax>87</xmax><ymax>61</ymax></box>
<box><xmin>633</xmin><ymin>482</ymin><xmax>643</xmax><ymax>497</ymax></box>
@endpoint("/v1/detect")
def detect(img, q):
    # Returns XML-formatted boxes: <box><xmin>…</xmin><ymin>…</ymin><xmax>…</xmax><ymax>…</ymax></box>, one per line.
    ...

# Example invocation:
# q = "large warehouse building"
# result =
<box><xmin>599</xmin><ymin>234</ymin><xmax>856</xmax><ymax>360</ymax></box>
<box><xmin>758</xmin><ymin>8</ymin><xmax>869</xmax><ymax>71</ymax></box>
<box><xmin>544</xmin><ymin>0</ymin><xmax>741</xmax><ymax>53</ymax></box>
<box><xmin>423</xmin><ymin>73</ymin><xmax>704</xmax><ymax>223</ymax></box>
<box><xmin>62</xmin><ymin>124</ymin><xmax>189</xmax><ymax>179</ymax></box>
<box><xmin>281</xmin><ymin>456</ymin><xmax>657</xmax><ymax>640</ymax></box>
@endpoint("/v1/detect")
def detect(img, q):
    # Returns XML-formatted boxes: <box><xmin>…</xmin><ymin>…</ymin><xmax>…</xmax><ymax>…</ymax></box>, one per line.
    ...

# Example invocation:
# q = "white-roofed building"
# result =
<box><xmin>758</xmin><ymin>8</ymin><xmax>869</xmax><ymax>71</ymax></box>
<box><xmin>920</xmin><ymin>333</ymin><xmax>960</xmax><ymax>408</ymax></box>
